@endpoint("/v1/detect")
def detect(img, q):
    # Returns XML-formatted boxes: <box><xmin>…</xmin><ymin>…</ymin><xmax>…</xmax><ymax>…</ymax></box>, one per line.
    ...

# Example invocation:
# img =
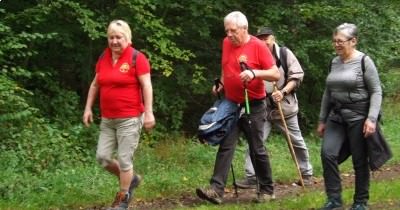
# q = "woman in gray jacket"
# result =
<box><xmin>317</xmin><ymin>23</ymin><xmax>382</xmax><ymax>210</ymax></box>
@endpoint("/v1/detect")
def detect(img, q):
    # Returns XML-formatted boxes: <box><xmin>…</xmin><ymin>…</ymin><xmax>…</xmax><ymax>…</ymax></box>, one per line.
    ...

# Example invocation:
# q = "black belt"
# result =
<box><xmin>240</xmin><ymin>97</ymin><xmax>266</xmax><ymax>107</ymax></box>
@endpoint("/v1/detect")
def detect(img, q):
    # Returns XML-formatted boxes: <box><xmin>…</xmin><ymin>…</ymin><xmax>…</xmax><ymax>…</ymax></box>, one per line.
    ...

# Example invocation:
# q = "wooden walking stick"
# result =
<box><xmin>273</xmin><ymin>82</ymin><xmax>304</xmax><ymax>189</ymax></box>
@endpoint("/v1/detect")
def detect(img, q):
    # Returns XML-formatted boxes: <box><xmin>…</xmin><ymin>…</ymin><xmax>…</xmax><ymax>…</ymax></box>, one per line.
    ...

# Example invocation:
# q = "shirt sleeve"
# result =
<box><xmin>135</xmin><ymin>52</ymin><xmax>151</xmax><ymax>77</ymax></box>
<box><xmin>363</xmin><ymin>56</ymin><xmax>382</xmax><ymax>122</ymax></box>
<box><xmin>319</xmin><ymin>88</ymin><xmax>332</xmax><ymax>123</ymax></box>
<box><xmin>285</xmin><ymin>48</ymin><xmax>304</xmax><ymax>88</ymax></box>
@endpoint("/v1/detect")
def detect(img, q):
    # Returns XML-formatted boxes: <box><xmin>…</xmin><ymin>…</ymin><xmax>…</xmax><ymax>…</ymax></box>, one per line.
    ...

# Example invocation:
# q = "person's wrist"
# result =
<box><xmin>368</xmin><ymin>117</ymin><xmax>377</xmax><ymax>124</ymax></box>
<box><xmin>281</xmin><ymin>88</ymin><xmax>289</xmax><ymax>96</ymax></box>
<box><xmin>249</xmin><ymin>69</ymin><xmax>256</xmax><ymax>80</ymax></box>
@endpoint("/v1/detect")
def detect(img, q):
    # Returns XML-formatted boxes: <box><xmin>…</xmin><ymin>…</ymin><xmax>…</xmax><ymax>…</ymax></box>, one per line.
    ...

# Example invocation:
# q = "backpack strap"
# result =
<box><xmin>271</xmin><ymin>45</ymin><xmax>289</xmax><ymax>85</ymax></box>
<box><xmin>328</xmin><ymin>58</ymin><xmax>334</xmax><ymax>73</ymax></box>
<box><xmin>98</xmin><ymin>51</ymin><xmax>105</xmax><ymax>60</ymax></box>
<box><xmin>360</xmin><ymin>54</ymin><xmax>369</xmax><ymax>94</ymax></box>
<box><xmin>361</xmin><ymin>54</ymin><xmax>366</xmax><ymax>73</ymax></box>
<box><xmin>132</xmin><ymin>48</ymin><xmax>139</xmax><ymax>67</ymax></box>
<box><xmin>214</xmin><ymin>78</ymin><xmax>224</xmax><ymax>100</ymax></box>
<box><xmin>360</xmin><ymin>54</ymin><xmax>382</xmax><ymax>122</ymax></box>
<box><xmin>279</xmin><ymin>46</ymin><xmax>288</xmax><ymax>82</ymax></box>
<box><xmin>271</xmin><ymin>44</ymin><xmax>280</xmax><ymax>68</ymax></box>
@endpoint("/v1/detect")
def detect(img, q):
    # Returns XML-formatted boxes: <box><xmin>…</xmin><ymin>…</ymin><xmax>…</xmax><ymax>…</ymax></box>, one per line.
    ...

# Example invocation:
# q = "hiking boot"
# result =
<box><xmin>108</xmin><ymin>191</ymin><xmax>130</xmax><ymax>210</ymax></box>
<box><xmin>254</xmin><ymin>192</ymin><xmax>276</xmax><ymax>203</ymax></box>
<box><xmin>235</xmin><ymin>177</ymin><xmax>257</xmax><ymax>189</ymax></box>
<box><xmin>128</xmin><ymin>174</ymin><xmax>141</xmax><ymax>202</ymax></box>
<box><xmin>349</xmin><ymin>202</ymin><xmax>368</xmax><ymax>210</ymax></box>
<box><xmin>196</xmin><ymin>187</ymin><xmax>223</xmax><ymax>204</ymax></box>
<box><xmin>294</xmin><ymin>175</ymin><xmax>314</xmax><ymax>186</ymax></box>
<box><xmin>320</xmin><ymin>198</ymin><xmax>343</xmax><ymax>210</ymax></box>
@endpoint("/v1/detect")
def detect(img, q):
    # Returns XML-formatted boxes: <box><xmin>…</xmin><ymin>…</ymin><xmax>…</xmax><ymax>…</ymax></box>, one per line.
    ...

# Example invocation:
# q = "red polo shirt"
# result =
<box><xmin>96</xmin><ymin>46</ymin><xmax>150</xmax><ymax>118</ymax></box>
<box><xmin>222</xmin><ymin>36</ymin><xmax>275</xmax><ymax>104</ymax></box>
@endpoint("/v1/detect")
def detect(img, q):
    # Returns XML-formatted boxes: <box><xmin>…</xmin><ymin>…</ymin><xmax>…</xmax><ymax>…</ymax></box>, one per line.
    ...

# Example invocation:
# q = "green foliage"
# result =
<box><xmin>0</xmin><ymin>75</ymin><xmax>37</xmax><ymax>134</ymax></box>
<box><xmin>2</xmin><ymin>0</ymin><xmax>400</xmax><ymax>135</ymax></box>
<box><xmin>0</xmin><ymin>1</ymin><xmax>100</xmax><ymax>179</ymax></box>
<box><xmin>380</xmin><ymin>68</ymin><xmax>400</xmax><ymax>98</ymax></box>
<box><xmin>0</xmin><ymin>118</ymin><xmax>97</xmax><ymax>173</ymax></box>
<box><xmin>247</xmin><ymin>1</ymin><xmax>400</xmax><ymax>130</ymax></box>
<box><xmin>29</xmin><ymin>71</ymin><xmax>83</xmax><ymax>126</ymax></box>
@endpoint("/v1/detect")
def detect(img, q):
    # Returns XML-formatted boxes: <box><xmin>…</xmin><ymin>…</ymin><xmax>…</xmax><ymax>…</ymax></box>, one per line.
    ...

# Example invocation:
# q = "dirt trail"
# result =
<box><xmin>90</xmin><ymin>164</ymin><xmax>400</xmax><ymax>210</ymax></box>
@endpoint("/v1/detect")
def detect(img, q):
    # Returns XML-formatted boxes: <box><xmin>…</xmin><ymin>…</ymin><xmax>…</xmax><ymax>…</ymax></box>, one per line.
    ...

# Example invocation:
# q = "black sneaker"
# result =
<box><xmin>196</xmin><ymin>187</ymin><xmax>223</xmax><ymax>204</ymax></box>
<box><xmin>235</xmin><ymin>177</ymin><xmax>257</xmax><ymax>189</ymax></box>
<box><xmin>349</xmin><ymin>202</ymin><xmax>368</xmax><ymax>210</ymax></box>
<box><xmin>320</xmin><ymin>198</ymin><xmax>343</xmax><ymax>210</ymax></box>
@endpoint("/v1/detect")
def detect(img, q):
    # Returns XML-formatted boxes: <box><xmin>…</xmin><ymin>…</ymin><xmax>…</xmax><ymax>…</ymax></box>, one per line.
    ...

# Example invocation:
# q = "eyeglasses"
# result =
<box><xmin>332</xmin><ymin>38</ymin><xmax>353</xmax><ymax>45</ymax></box>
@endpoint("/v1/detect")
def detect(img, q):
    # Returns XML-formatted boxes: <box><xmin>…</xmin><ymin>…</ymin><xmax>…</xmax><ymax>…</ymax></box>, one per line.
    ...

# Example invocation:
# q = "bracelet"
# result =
<box><xmin>249</xmin><ymin>69</ymin><xmax>256</xmax><ymax>80</ymax></box>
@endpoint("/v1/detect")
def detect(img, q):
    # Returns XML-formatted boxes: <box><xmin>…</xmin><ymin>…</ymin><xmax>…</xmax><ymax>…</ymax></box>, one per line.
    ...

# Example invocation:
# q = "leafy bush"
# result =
<box><xmin>0</xmin><ymin>75</ymin><xmax>38</xmax><ymax>142</ymax></box>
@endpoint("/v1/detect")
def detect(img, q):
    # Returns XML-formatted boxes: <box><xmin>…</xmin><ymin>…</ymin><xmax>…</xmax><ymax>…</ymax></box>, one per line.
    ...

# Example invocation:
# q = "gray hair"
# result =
<box><xmin>334</xmin><ymin>23</ymin><xmax>358</xmax><ymax>39</ymax></box>
<box><xmin>224</xmin><ymin>11</ymin><xmax>248</xmax><ymax>29</ymax></box>
<box><xmin>107</xmin><ymin>20</ymin><xmax>132</xmax><ymax>44</ymax></box>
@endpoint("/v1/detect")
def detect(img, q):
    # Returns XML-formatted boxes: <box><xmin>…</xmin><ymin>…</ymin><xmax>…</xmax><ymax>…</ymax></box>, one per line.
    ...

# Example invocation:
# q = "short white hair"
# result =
<box><xmin>334</xmin><ymin>23</ymin><xmax>358</xmax><ymax>39</ymax></box>
<box><xmin>107</xmin><ymin>20</ymin><xmax>132</xmax><ymax>44</ymax></box>
<box><xmin>224</xmin><ymin>11</ymin><xmax>248</xmax><ymax>29</ymax></box>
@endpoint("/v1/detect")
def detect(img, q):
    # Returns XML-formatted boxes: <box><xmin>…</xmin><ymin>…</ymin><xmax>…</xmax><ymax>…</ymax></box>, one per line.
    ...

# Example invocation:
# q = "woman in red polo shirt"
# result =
<box><xmin>83</xmin><ymin>19</ymin><xmax>155</xmax><ymax>210</ymax></box>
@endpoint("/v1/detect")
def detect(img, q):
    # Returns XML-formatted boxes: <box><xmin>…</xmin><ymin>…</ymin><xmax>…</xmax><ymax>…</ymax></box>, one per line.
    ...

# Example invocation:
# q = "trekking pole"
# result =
<box><xmin>273</xmin><ymin>82</ymin><xmax>304</xmax><ymax>189</ymax></box>
<box><xmin>230</xmin><ymin>164</ymin><xmax>238</xmax><ymax>197</ymax></box>
<box><xmin>214</xmin><ymin>78</ymin><xmax>238</xmax><ymax>197</ymax></box>
<box><xmin>238</xmin><ymin>56</ymin><xmax>251</xmax><ymax>114</ymax></box>
<box><xmin>239</xmin><ymin>58</ymin><xmax>260</xmax><ymax>196</ymax></box>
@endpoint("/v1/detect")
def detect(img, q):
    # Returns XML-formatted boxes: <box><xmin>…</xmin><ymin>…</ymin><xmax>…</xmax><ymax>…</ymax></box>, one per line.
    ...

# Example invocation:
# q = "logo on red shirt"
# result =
<box><xmin>238</xmin><ymin>55</ymin><xmax>247</xmax><ymax>63</ymax></box>
<box><xmin>120</xmin><ymin>63</ymin><xmax>130</xmax><ymax>73</ymax></box>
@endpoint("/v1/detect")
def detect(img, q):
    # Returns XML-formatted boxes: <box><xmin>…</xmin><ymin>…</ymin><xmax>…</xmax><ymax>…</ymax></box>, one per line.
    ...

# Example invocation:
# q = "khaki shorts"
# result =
<box><xmin>96</xmin><ymin>116</ymin><xmax>143</xmax><ymax>171</ymax></box>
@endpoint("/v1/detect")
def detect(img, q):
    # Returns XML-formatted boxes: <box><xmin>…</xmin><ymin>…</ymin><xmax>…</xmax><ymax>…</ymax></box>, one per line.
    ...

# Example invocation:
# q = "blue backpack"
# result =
<box><xmin>198</xmin><ymin>98</ymin><xmax>240</xmax><ymax>146</ymax></box>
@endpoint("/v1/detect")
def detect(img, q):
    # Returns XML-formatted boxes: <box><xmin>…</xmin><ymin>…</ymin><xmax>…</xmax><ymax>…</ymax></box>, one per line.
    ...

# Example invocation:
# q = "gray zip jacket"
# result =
<box><xmin>319</xmin><ymin>51</ymin><xmax>382</xmax><ymax>123</ymax></box>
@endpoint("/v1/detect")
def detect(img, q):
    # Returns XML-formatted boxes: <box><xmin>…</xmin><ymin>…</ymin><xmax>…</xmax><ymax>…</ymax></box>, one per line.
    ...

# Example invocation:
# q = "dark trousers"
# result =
<box><xmin>210</xmin><ymin>101</ymin><xmax>274</xmax><ymax>195</ymax></box>
<box><xmin>321</xmin><ymin>118</ymin><xmax>369</xmax><ymax>203</ymax></box>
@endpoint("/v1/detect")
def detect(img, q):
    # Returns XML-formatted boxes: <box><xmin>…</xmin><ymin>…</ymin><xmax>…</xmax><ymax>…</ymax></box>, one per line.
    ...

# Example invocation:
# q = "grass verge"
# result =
<box><xmin>0</xmin><ymin>87</ymin><xmax>399</xmax><ymax>210</ymax></box>
<box><xmin>180</xmin><ymin>178</ymin><xmax>400</xmax><ymax>210</ymax></box>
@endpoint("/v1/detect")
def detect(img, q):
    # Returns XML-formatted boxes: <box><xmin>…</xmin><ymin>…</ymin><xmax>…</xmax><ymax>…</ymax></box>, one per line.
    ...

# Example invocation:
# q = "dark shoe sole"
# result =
<box><xmin>196</xmin><ymin>188</ymin><xmax>222</xmax><ymax>204</ymax></box>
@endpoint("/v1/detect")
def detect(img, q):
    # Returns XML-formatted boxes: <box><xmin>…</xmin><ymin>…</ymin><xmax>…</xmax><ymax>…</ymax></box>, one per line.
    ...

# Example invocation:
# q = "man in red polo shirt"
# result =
<box><xmin>196</xmin><ymin>11</ymin><xmax>280</xmax><ymax>204</ymax></box>
<box><xmin>83</xmin><ymin>20</ymin><xmax>155</xmax><ymax>210</ymax></box>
